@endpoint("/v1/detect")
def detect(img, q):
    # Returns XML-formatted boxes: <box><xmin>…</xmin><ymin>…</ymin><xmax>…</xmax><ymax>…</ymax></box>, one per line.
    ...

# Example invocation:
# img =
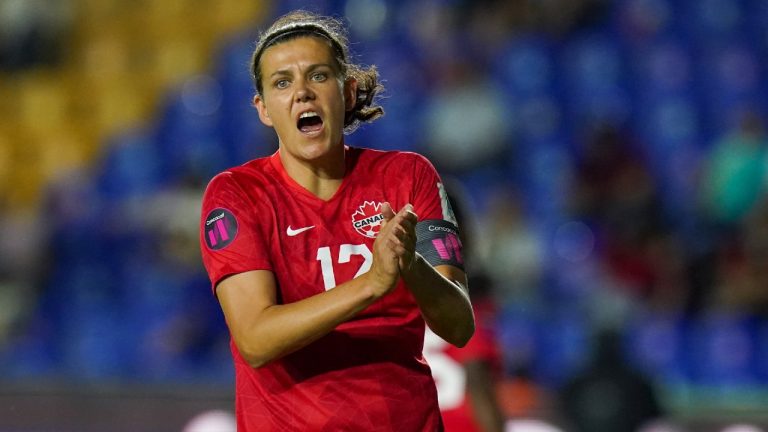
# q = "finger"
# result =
<box><xmin>400</xmin><ymin>237</ymin><xmax>415</xmax><ymax>256</ymax></box>
<box><xmin>381</xmin><ymin>202</ymin><xmax>395</xmax><ymax>221</ymax></box>
<box><xmin>387</xmin><ymin>229</ymin><xmax>408</xmax><ymax>247</ymax></box>
<box><xmin>387</xmin><ymin>239</ymin><xmax>408</xmax><ymax>257</ymax></box>
<box><xmin>402</xmin><ymin>230</ymin><xmax>416</xmax><ymax>248</ymax></box>
<box><xmin>399</xmin><ymin>204</ymin><xmax>418</xmax><ymax>222</ymax></box>
<box><xmin>394</xmin><ymin>229</ymin><xmax>411</xmax><ymax>246</ymax></box>
<box><xmin>403</xmin><ymin>210</ymin><xmax>417</xmax><ymax>226</ymax></box>
<box><xmin>398</xmin><ymin>217</ymin><xmax>416</xmax><ymax>234</ymax></box>
<box><xmin>387</xmin><ymin>219</ymin><xmax>414</xmax><ymax>241</ymax></box>
<box><xmin>381</xmin><ymin>213</ymin><xmax>407</xmax><ymax>237</ymax></box>
<box><xmin>391</xmin><ymin>208</ymin><xmax>416</xmax><ymax>229</ymax></box>
<box><xmin>381</xmin><ymin>208</ymin><xmax>416</xmax><ymax>242</ymax></box>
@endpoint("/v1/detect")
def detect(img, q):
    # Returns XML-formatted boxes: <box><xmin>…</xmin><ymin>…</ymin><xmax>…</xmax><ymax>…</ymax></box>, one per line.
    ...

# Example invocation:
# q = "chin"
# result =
<box><xmin>304</xmin><ymin>137</ymin><xmax>343</xmax><ymax>156</ymax></box>
<box><xmin>297</xmin><ymin>141</ymin><xmax>333</xmax><ymax>160</ymax></box>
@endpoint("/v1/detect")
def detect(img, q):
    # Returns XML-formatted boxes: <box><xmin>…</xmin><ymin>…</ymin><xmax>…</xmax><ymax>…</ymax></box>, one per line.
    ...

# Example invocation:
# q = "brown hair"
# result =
<box><xmin>251</xmin><ymin>10</ymin><xmax>384</xmax><ymax>133</ymax></box>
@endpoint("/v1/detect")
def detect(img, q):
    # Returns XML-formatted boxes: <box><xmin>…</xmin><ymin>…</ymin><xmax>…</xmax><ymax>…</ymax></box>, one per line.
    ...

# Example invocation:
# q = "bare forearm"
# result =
<box><xmin>466</xmin><ymin>361</ymin><xmax>506</xmax><ymax>432</ymax></box>
<box><xmin>402</xmin><ymin>254</ymin><xmax>474</xmax><ymax>346</ymax></box>
<box><xmin>226</xmin><ymin>274</ymin><xmax>383</xmax><ymax>368</ymax></box>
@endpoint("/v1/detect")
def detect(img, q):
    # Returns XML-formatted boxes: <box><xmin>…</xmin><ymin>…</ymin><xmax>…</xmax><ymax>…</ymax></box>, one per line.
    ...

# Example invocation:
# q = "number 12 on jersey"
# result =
<box><xmin>316</xmin><ymin>244</ymin><xmax>373</xmax><ymax>290</ymax></box>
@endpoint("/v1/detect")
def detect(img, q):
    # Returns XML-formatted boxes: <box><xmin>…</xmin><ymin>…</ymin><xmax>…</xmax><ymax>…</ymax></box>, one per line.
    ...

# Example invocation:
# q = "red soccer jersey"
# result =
<box><xmin>424</xmin><ymin>300</ymin><xmax>502</xmax><ymax>432</ymax></box>
<box><xmin>200</xmin><ymin>146</ymin><xmax>455</xmax><ymax>431</ymax></box>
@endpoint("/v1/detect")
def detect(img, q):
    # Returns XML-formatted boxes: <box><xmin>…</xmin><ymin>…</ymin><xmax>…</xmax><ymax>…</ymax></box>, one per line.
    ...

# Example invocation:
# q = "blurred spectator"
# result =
<box><xmin>700</xmin><ymin>110</ymin><xmax>768</xmax><ymax>230</ymax></box>
<box><xmin>570</xmin><ymin>123</ymin><xmax>685</xmax><ymax>308</ymax></box>
<box><xmin>505</xmin><ymin>419</ymin><xmax>565</xmax><ymax>432</ymax></box>
<box><xmin>710</xmin><ymin>198</ymin><xmax>768</xmax><ymax>316</ymax></box>
<box><xmin>559</xmin><ymin>329</ymin><xmax>664</xmax><ymax>432</ymax></box>
<box><xmin>476</xmin><ymin>187</ymin><xmax>544</xmax><ymax>307</ymax></box>
<box><xmin>616</xmin><ymin>0</ymin><xmax>673</xmax><ymax>43</ymax></box>
<box><xmin>570</xmin><ymin>123</ymin><xmax>663</xmax><ymax>233</ymax></box>
<box><xmin>526</xmin><ymin>0</ymin><xmax>609</xmax><ymax>36</ymax></box>
<box><xmin>0</xmin><ymin>0</ymin><xmax>73</xmax><ymax>71</ymax></box>
<box><xmin>638</xmin><ymin>421</ymin><xmax>686</xmax><ymax>432</ymax></box>
<box><xmin>398</xmin><ymin>0</ymin><xmax>460</xmax><ymax>65</ymax></box>
<box><xmin>422</xmin><ymin>61</ymin><xmax>511</xmax><ymax>172</ymax></box>
<box><xmin>721</xmin><ymin>425</ymin><xmax>766</xmax><ymax>432</ymax></box>
<box><xmin>496</xmin><ymin>365</ymin><xmax>547</xmax><ymax>422</ymax></box>
<box><xmin>640</xmin><ymin>231</ymin><xmax>689</xmax><ymax>311</ymax></box>
<box><xmin>693</xmin><ymin>110</ymin><xmax>768</xmax><ymax>316</ymax></box>
<box><xmin>183</xmin><ymin>410</ymin><xmax>236</xmax><ymax>432</ymax></box>
<box><xmin>459</xmin><ymin>0</ymin><xmax>525</xmax><ymax>60</ymax></box>
<box><xmin>459</xmin><ymin>0</ymin><xmax>610</xmax><ymax>51</ymax></box>
<box><xmin>0</xmin><ymin>206</ymin><xmax>45</xmax><ymax>346</ymax></box>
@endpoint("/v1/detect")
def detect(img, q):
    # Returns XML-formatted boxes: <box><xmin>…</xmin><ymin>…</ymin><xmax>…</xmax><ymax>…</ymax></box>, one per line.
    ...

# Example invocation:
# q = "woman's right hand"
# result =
<box><xmin>366</xmin><ymin>202</ymin><xmax>417</xmax><ymax>297</ymax></box>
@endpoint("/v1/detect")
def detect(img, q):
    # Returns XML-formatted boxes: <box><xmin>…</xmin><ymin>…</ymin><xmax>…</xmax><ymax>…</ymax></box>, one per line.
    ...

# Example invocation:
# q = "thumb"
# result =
<box><xmin>381</xmin><ymin>202</ymin><xmax>395</xmax><ymax>221</ymax></box>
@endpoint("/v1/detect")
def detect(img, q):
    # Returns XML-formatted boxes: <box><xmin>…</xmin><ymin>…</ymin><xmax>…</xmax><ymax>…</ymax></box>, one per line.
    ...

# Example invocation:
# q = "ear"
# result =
<box><xmin>344</xmin><ymin>77</ymin><xmax>358</xmax><ymax>112</ymax></box>
<box><xmin>253</xmin><ymin>94</ymin><xmax>273</xmax><ymax>127</ymax></box>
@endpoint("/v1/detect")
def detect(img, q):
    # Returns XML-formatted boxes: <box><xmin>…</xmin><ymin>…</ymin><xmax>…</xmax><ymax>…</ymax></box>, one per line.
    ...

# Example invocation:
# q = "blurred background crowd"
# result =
<box><xmin>2</xmin><ymin>0</ymin><xmax>768</xmax><ymax>430</ymax></box>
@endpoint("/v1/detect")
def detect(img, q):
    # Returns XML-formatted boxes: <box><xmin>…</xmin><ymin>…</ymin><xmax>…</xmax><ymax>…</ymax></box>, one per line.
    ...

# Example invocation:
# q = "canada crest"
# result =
<box><xmin>352</xmin><ymin>201</ymin><xmax>384</xmax><ymax>238</ymax></box>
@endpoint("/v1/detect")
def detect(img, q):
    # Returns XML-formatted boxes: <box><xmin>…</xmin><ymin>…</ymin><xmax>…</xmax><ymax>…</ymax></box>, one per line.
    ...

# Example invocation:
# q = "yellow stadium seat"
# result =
<box><xmin>0</xmin><ymin>0</ymin><xmax>268</xmax><ymax>210</ymax></box>
<box><xmin>16</xmin><ymin>72</ymin><xmax>70</xmax><ymax>133</ymax></box>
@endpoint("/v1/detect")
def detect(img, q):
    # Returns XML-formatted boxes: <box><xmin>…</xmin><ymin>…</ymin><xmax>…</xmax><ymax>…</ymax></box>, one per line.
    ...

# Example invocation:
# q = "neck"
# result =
<box><xmin>279</xmin><ymin>145</ymin><xmax>346</xmax><ymax>200</ymax></box>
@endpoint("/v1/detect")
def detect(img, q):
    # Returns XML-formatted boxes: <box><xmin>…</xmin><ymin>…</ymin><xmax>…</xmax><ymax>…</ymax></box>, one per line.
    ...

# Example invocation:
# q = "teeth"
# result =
<box><xmin>300</xmin><ymin>111</ymin><xmax>318</xmax><ymax>119</ymax></box>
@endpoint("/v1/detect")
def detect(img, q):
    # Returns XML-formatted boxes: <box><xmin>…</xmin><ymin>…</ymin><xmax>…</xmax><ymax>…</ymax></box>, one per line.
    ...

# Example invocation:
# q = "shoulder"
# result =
<box><xmin>351</xmin><ymin>147</ymin><xmax>436</xmax><ymax>172</ymax></box>
<box><xmin>203</xmin><ymin>157</ymin><xmax>274</xmax><ymax>199</ymax></box>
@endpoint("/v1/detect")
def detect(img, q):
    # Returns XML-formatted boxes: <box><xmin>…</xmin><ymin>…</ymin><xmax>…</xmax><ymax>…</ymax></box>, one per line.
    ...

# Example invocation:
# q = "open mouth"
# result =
<box><xmin>297</xmin><ymin>111</ymin><xmax>323</xmax><ymax>134</ymax></box>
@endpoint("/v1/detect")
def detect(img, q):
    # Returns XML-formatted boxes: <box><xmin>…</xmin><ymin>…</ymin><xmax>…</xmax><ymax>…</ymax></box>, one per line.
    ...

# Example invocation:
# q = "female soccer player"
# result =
<box><xmin>199</xmin><ymin>10</ymin><xmax>474</xmax><ymax>431</ymax></box>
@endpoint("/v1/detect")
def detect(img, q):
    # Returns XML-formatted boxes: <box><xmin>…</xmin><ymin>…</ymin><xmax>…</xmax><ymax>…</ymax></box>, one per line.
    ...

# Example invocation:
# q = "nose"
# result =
<box><xmin>295</xmin><ymin>78</ymin><xmax>315</xmax><ymax>102</ymax></box>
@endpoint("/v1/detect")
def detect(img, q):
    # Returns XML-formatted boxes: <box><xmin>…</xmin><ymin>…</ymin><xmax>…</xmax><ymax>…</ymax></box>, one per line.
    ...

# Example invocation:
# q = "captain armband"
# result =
<box><xmin>414</xmin><ymin>219</ymin><xmax>465</xmax><ymax>270</ymax></box>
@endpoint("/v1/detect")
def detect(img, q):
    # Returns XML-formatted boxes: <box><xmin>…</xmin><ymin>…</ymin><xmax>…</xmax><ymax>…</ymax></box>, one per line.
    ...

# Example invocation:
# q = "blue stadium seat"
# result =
<box><xmin>630</xmin><ymin>94</ymin><xmax>704</xmax><ymax>223</ymax></box>
<box><xmin>629</xmin><ymin>38</ymin><xmax>701</xmax><ymax>146</ymax></box>
<box><xmin>496</xmin><ymin>306</ymin><xmax>539</xmax><ymax>376</ymax></box>
<box><xmin>631</xmin><ymin>39</ymin><xmax>695</xmax><ymax>101</ymax></box>
<box><xmin>625</xmin><ymin>313</ymin><xmax>687</xmax><ymax>383</ymax></box>
<box><xmin>678</xmin><ymin>0</ymin><xmax>745</xmax><ymax>44</ymax></box>
<box><xmin>612</xmin><ymin>0</ymin><xmax>677</xmax><ymax>43</ymax></box>
<box><xmin>492</xmin><ymin>36</ymin><xmax>557</xmax><ymax>100</ymax></box>
<box><xmin>518</xmin><ymin>140</ymin><xmax>574</xmax><ymax>224</ymax></box>
<box><xmin>514</xmin><ymin>97</ymin><xmax>567</xmax><ymax>144</ymax></box>
<box><xmin>744</xmin><ymin>0</ymin><xmax>768</xmax><ymax>54</ymax></box>
<box><xmin>54</xmin><ymin>265</ymin><xmax>131</xmax><ymax>378</ymax></box>
<box><xmin>638</xmin><ymin>98</ymin><xmax>700</xmax><ymax>150</ymax></box>
<box><xmin>350</xmin><ymin>36</ymin><xmax>425</xmax><ymax>152</ymax></box>
<box><xmin>695</xmin><ymin>42</ymin><xmax>767</xmax><ymax>136</ymax></box>
<box><xmin>0</xmin><ymin>316</ymin><xmax>59</xmax><ymax>377</ymax></box>
<box><xmin>212</xmin><ymin>33</ymin><xmax>273</xmax><ymax>162</ymax></box>
<box><xmin>755</xmin><ymin>320</ymin><xmax>768</xmax><ymax>384</ymax></box>
<box><xmin>559</xmin><ymin>32</ymin><xmax>632</xmax><ymax>127</ymax></box>
<box><xmin>533</xmin><ymin>311</ymin><xmax>589</xmax><ymax>386</ymax></box>
<box><xmin>96</xmin><ymin>129</ymin><xmax>165</xmax><ymax>201</ymax></box>
<box><xmin>155</xmin><ymin>82</ymin><xmax>232</xmax><ymax>182</ymax></box>
<box><xmin>684</xmin><ymin>314</ymin><xmax>760</xmax><ymax>387</ymax></box>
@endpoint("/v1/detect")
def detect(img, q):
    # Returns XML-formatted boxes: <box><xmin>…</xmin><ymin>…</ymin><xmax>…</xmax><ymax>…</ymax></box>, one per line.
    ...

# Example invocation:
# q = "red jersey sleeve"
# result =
<box><xmin>200</xmin><ymin>171</ymin><xmax>273</xmax><ymax>294</ymax></box>
<box><xmin>408</xmin><ymin>153</ymin><xmax>458</xmax><ymax>225</ymax></box>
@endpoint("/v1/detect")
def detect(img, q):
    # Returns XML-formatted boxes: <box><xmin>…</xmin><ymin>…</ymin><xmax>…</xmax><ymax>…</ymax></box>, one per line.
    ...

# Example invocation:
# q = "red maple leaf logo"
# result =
<box><xmin>352</xmin><ymin>201</ymin><xmax>384</xmax><ymax>238</ymax></box>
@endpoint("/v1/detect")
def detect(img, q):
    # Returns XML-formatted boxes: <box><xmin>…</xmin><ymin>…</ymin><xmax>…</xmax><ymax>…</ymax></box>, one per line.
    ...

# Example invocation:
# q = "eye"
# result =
<box><xmin>275</xmin><ymin>79</ymin><xmax>290</xmax><ymax>89</ymax></box>
<box><xmin>311</xmin><ymin>72</ymin><xmax>327</xmax><ymax>82</ymax></box>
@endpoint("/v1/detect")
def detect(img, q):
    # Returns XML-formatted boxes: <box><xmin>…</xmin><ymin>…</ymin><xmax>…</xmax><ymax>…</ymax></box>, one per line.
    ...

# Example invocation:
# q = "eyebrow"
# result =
<box><xmin>269</xmin><ymin>63</ymin><xmax>336</xmax><ymax>79</ymax></box>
